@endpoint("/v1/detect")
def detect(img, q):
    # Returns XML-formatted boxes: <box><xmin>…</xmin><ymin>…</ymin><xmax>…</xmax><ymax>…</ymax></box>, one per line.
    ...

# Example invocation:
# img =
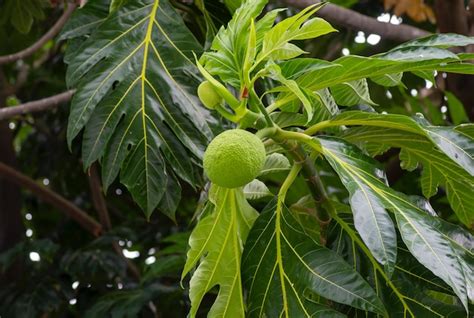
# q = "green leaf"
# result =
<box><xmin>273</xmin><ymin>39</ymin><xmax>474</xmax><ymax>109</ymax></box>
<box><xmin>279</xmin><ymin>58</ymin><xmax>339</xmax><ymax>80</ymax></box>
<box><xmin>224</xmin><ymin>0</ymin><xmax>244</xmax><ymax>13</ymax></box>
<box><xmin>270</xmin><ymin>112</ymin><xmax>307</xmax><ymax>128</ymax></box>
<box><xmin>110</xmin><ymin>0</ymin><xmax>128</xmax><ymax>12</ymax></box>
<box><xmin>320</xmin><ymin>111</ymin><xmax>474</xmax><ymax>176</ymax></box>
<box><xmin>416</xmin><ymin>118</ymin><xmax>474</xmax><ymax>176</ymax></box>
<box><xmin>370</xmin><ymin>72</ymin><xmax>403</xmax><ymax>87</ymax></box>
<box><xmin>182</xmin><ymin>186</ymin><xmax>258</xmax><ymax>317</ymax></box>
<box><xmin>156</xmin><ymin>169</ymin><xmax>181</xmax><ymax>221</ymax></box>
<box><xmin>318</xmin><ymin>138</ymin><xmax>397</xmax><ymax>274</ymax></box>
<box><xmin>256</xmin><ymin>3</ymin><xmax>336</xmax><ymax>65</ymax></box>
<box><xmin>11</xmin><ymin>0</ymin><xmax>33</xmax><ymax>34</ymax></box>
<box><xmin>343</xmin><ymin>126</ymin><xmax>474</xmax><ymax>229</ymax></box>
<box><xmin>65</xmin><ymin>0</ymin><xmax>216</xmax><ymax>218</ymax></box>
<box><xmin>260</xmin><ymin>153</ymin><xmax>290</xmax><ymax>175</ymax></box>
<box><xmin>242</xmin><ymin>200</ymin><xmax>386</xmax><ymax>316</ymax></box>
<box><xmin>393</xmin><ymin>202</ymin><xmax>472</xmax><ymax>311</ymax></box>
<box><xmin>267</xmin><ymin>62</ymin><xmax>314</xmax><ymax>121</ymax></box>
<box><xmin>85</xmin><ymin>283</ymin><xmax>177</xmax><ymax>318</ymax></box>
<box><xmin>320</xmin><ymin>137</ymin><xmax>472</xmax><ymax>311</ymax></box>
<box><xmin>445</xmin><ymin>91</ymin><xmax>469</xmax><ymax>125</ymax></box>
<box><xmin>201</xmin><ymin>0</ymin><xmax>267</xmax><ymax>87</ymax></box>
<box><xmin>328</xmin><ymin>215</ymin><xmax>467</xmax><ymax>317</ymax></box>
<box><xmin>393</xmin><ymin>33</ymin><xmax>474</xmax><ymax>50</ymax></box>
<box><xmin>194</xmin><ymin>0</ymin><xmax>219</xmax><ymax>49</ymax></box>
<box><xmin>244</xmin><ymin>179</ymin><xmax>272</xmax><ymax>200</ymax></box>
<box><xmin>378</xmin><ymin>46</ymin><xmax>458</xmax><ymax>61</ymax></box>
<box><xmin>59</xmin><ymin>0</ymin><xmax>110</xmax><ymax>41</ymax></box>
<box><xmin>330</xmin><ymin>79</ymin><xmax>376</xmax><ymax>106</ymax></box>
<box><xmin>312</xmin><ymin>88</ymin><xmax>339</xmax><ymax>121</ymax></box>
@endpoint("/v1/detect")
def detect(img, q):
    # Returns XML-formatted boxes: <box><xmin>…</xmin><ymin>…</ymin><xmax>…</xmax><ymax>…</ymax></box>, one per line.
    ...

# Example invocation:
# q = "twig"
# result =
<box><xmin>0</xmin><ymin>3</ymin><xmax>77</xmax><ymax>65</ymax></box>
<box><xmin>0</xmin><ymin>90</ymin><xmax>75</xmax><ymax>121</ymax></box>
<box><xmin>281</xmin><ymin>0</ymin><xmax>430</xmax><ymax>42</ymax></box>
<box><xmin>0</xmin><ymin>161</ymin><xmax>102</xmax><ymax>236</ymax></box>
<box><xmin>87</xmin><ymin>163</ymin><xmax>141</xmax><ymax>280</ymax></box>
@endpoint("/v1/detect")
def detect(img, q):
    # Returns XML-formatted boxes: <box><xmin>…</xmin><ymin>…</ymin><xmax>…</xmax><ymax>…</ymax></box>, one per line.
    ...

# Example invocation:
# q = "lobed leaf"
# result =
<box><xmin>182</xmin><ymin>186</ymin><xmax>258</xmax><ymax>317</ymax></box>
<box><xmin>64</xmin><ymin>0</ymin><xmax>216</xmax><ymax>218</ymax></box>
<box><xmin>343</xmin><ymin>126</ymin><xmax>474</xmax><ymax>228</ymax></box>
<box><xmin>242</xmin><ymin>200</ymin><xmax>386</xmax><ymax>317</ymax></box>
<box><xmin>320</xmin><ymin>137</ymin><xmax>473</xmax><ymax>311</ymax></box>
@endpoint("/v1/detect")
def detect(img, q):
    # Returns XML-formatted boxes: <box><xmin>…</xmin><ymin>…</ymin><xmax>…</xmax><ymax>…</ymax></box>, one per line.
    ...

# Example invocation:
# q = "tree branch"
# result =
<box><xmin>88</xmin><ymin>163</ymin><xmax>112</xmax><ymax>231</ymax></box>
<box><xmin>0</xmin><ymin>90</ymin><xmax>75</xmax><ymax>121</ymax></box>
<box><xmin>0</xmin><ymin>3</ymin><xmax>77</xmax><ymax>65</ymax></box>
<box><xmin>0</xmin><ymin>161</ymin><xmax>102</xmax><ymax>236</ymax></box>
<box><xmin>281</xmin><ymin>0</ymin><xmax>430</xmax><ymax>42</ymax></box>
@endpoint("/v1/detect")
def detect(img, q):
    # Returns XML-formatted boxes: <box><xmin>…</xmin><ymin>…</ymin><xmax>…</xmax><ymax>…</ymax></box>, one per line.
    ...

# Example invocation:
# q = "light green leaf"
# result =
<box><xmin>279</xmin><ymin>58</ymin><xmax>340</xmax><ymax>80</ymax></box>
<box><xmin>242</xmin><ymin>200</ymin><xmax>386</xmax><ymax>316</ymax></box>
<box><xmin>420</xmin><ymin>123</ymin><xmax>474</xmax><ymax>175</ymax></box>
<box><xmin>445</xmin><ymin>91</ymin><xmax>469</xmax><ymax>125</ymax></box>
<box><xmin>370</xmin><ymin>72</ymin><xmax>403</xmax><ymax>87</ymax></box>
<box><xmin>182</xmin><ymin>186</ymin><xmax>258</xmax><ymax>318</ymax></box>
<box><xmin>312</xmin><ymin>88</ymin><xmax>339</xmax><ymax>121</ymax></box>
<box><xmin>267</xmin><ymin>62</ymin><xmax>314</xmax><ymax>121</ymax></box>
<box><xmin>201</xmin><ymin>0</ymin><xmax>267</xmax><ymax>87</ymax></box>
<box><xmin>224</xmin><ymin>0</ymin><xmax>244</xmax><ymax>13</ymax></box>
<box><xmin>260</xmin><ymin>153</ymin><xmax>291</xmax><ymax>176</ymax></box>
<box><xmin>256</xmin><ymin>3</ymin><xmax>336</xmax><ymax>65</ymax></box>
<box><xmin>244</xmin><ymin>179</ymin><xmax>272</xmax><ymax>200</ymax></box>
<box><xmin>330</xmin><ymin>79</ymin><xmax>376</xmax><ymax>106</ymax></box>
<box><xmin>378</xmin><ymin>46</ymin><xmax>458</xmax><ymax>61</ymax></box>
<box><xmin>273</xmin><ymin>39</ymin><xmax>474</xmax><ymax>109</ymax></box>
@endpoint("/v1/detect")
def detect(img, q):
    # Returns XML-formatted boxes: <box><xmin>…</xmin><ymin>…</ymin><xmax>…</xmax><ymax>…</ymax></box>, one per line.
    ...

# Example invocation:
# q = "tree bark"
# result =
<box><xmin>281</xmin><ymin>0</ymin><xmax>430</xmax><ymax>42</ymax></box>
<box><xmin>434</xmin><ymin>0</ymin><xmax>474</xmax><ymax>120</ymax></box>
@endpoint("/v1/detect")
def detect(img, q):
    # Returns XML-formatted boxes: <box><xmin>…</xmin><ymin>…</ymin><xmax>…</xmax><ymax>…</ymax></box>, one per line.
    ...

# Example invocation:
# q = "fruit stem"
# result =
<box><xmin>215</xmin><ymin>104</ymin><xmax>239</xmax><ymax>122</ymax></box>
<box><xmin>259</xmin><ymin>127</ymin><xmax>332</xmax><ymax>244</ymax></box>
<box><xmin>249</xmin><ymin>89</ymin><xmax>274</xmax><ymax>127</ymax></box>
<box><xmin>304</xmin><ymin>120</ymin><xmax>333</xmax><ymax>135</ymax></box>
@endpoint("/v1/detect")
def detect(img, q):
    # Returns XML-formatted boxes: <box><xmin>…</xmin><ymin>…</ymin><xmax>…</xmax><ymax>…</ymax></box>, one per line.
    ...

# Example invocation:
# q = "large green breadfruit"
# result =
<box><xmin>203</xmin><ymin>129</ymin><xmax>266</xmax><ymax>188</ymax></box>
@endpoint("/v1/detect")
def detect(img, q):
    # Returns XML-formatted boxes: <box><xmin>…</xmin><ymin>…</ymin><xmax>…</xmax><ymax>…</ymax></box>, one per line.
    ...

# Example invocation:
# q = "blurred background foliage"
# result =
<box><xmin>0</xmin><ymin>0</ymin><xmax>472</xmax><ymax>316</ymax></box>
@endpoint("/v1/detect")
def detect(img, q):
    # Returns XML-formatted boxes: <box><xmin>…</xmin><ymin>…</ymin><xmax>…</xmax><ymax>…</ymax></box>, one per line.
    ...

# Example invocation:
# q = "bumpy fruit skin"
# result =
<box><xmin>203</xmin><ymin>129</ymin><xmax>266</xmax><ymax>188</ymax></box>
<box><xmin>197</xmin><ymin>81</ymin><xmax>222</xmax><ymax>109</ymax></box>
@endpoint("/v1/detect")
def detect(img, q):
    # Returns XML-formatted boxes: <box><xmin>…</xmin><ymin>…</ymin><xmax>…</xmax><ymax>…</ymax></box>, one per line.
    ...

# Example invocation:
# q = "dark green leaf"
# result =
<box><xmin>242</xmin><ymin>200</ymin><xmax>386</xmax><ymax>316</ymax></box>
<box><xmin>343</xmin><ymin>126</ymin><xmax>474</xmax><ymax>228</ymax></box>
<box><xmin>320</xmin><ymin>137</ymin><xmax>472</xmax><ymax>311</ymax></box>
<box><xmin>65</xmin><ymin>0</ymin><xmax>216</xmax><ymax>218</ymax></box>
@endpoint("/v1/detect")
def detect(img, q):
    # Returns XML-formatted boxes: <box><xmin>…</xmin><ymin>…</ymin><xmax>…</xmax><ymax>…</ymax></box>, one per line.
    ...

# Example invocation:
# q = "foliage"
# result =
<box><xmin>0</xmin><ymin>0</ymin><xmax>473</xmax><ymax>317</ymax></box>
<box><xmin>180</xmin><ymin>1</ymin><xmax>474</xmax><ymax>316</ymax></box>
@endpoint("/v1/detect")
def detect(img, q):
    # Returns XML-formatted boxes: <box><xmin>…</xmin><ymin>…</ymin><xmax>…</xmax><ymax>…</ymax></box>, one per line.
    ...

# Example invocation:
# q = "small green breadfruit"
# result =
<box><xmin>203</xmin><ymin>129</ymin><xmax>266</xmax><ymax>188</ymax></box>
<box><xmin>197</xmin><ymin>81</ymin><xmax>222</xmax><ymax>109</ymax></box>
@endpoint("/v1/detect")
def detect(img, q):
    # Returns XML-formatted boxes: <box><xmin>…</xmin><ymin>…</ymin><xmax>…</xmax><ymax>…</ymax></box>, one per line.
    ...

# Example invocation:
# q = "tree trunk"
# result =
<box><xmin>434</xmin><ymin>0</ymin><xmax>474</xmax><ymax>120</ymax></box>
